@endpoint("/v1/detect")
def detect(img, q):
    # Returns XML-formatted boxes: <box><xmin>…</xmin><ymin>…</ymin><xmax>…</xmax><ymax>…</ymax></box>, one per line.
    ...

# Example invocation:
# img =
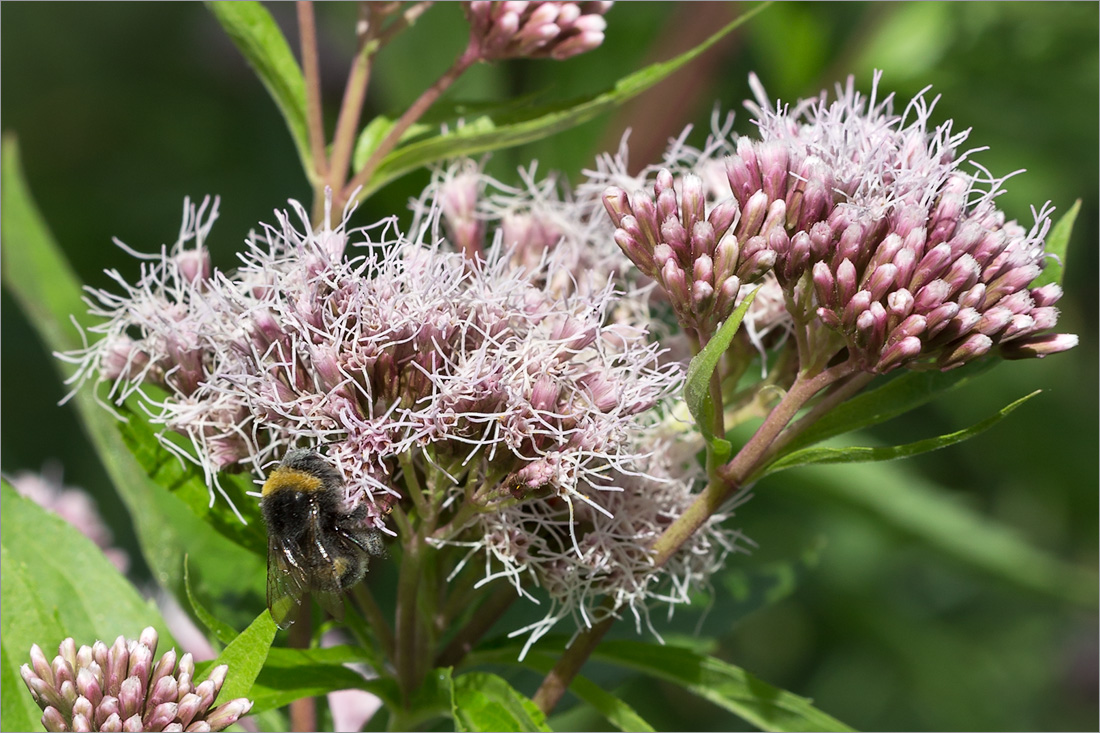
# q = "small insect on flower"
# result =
<box><xmin>260</xmin><ymin>449</ymin><xmax>385</xmax><ymax>628</ymax></box>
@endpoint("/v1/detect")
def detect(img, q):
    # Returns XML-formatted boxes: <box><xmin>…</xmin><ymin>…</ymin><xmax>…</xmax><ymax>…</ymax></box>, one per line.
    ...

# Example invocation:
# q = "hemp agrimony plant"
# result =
<box><xmin>3</xmin><ymin>3</ymin><xmax>1089</xmax><ymax>732</ymax></box>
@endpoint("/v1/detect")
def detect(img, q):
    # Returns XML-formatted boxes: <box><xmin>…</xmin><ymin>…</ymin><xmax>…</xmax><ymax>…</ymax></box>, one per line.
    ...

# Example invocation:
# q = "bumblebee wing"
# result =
<box><xmin>305</xmin><ymin>504</ymin><xmax>348</xmax><ymax>623</ymax></box>
<box><xmin>267</xmin><ymin>536</ymin><xmax>308</xmax><ymax>629</ymax></box>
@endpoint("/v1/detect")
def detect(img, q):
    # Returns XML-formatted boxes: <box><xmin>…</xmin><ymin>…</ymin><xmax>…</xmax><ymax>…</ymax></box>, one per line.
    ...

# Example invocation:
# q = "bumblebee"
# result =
<box><xmin>260</xmin><ymin>449</ymin><xmax>384</xmax><ymax>629</ymax></box>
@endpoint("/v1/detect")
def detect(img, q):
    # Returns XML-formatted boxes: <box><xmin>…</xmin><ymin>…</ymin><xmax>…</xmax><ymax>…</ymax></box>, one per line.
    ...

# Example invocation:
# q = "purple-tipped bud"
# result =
<box><xmin>939</xmin><ymin>333</ymin><xmax>993</xmax><ymax>370</ymax></box>
<box><xmin>977</xmin><ymin>306</ymin><xmax>1013</xmax><ymax>337</ymax></box>
<box><xmin>691</xmin><ymin>220</ymin><xmax>716</xmax><ymax>260</ymax></box>
<box><xmin>122</xmin><ymin>713</ymin><xmax>144</xmax><ymax>732</ymax></box>
<box><xmin>707</xmin><ymin>198</ymin><xmax>739</xmax><ymax>239</ymax></box>
<box><xmin>835</xmin><ymin>259</ymin><xmax>858</xmax><ymax>307</ymax></box>
<box><xmin>910</xmin><ymin>243</ymin><xmax>953</xmax><ymax>292</ymax></box>
<box><xmin>660</xmin><ymin>216</ymin><xmax>690</xmax><ymax>259</ymax></box>
<box><xmin>42</xmin><ymin>706</ymin><xmax>68</xmax><ymax>732</ymax></box>
<box><xmin>693</xmin><ymin>253</ymin><xmax>715</xmax><ymax>287</ymax></box>
<box><xmin>77</xmin><ymin>668</ymin><xmax>103</xmax><ymax>708</ymax></box>
<box><xmin>784</xmin><ymin>230</ymin><xmax>813</xmax><ymax>282</ymax></box>
<box><xmin>100</xmin><ymin>712</ymin><xmax>123</xmax><ymax>732</ymax></box>
<box><xmin>147</xmin><ymin>674</ymin><xmax>179</xmax><ymax>713</ymax></box>
<box><xmin>176</xmin><ymin>694</ymin><xmax>203</xmax><ymax>728</ymax></box>
<box><xmin>985</xmin><ymin>263</ymin><xmax>1041</xmax><ymax>305</ymax></box>
<box><xmin>713</xmin><ymin>232</ymin><xmax>740</xmax><ymax>282</ymax></box>
<box><xmin>629</xmin><ymin>191</ymin><xmax>659</xmax><ymax>248</ymax></box>
<box><xmin>656</xmin><ymin>187</ymin><xmax>678</xmax><ymax>227</ymax></box>
<box><xmin>737</xmin><ymin>248</ymin><xmax>777</xmax><ymax>282</ymax></box>
<box><xmin>714</xmin><ymin>275</ymin><xmax>742</xmax><ymax>320</ymax></box>
<box><xmin>924</xmin><ymin>302</ymin><xmax>961</xmax><ymax>339</ymax></box>
<box><xmin>146</xmin><ymin>702</ymin><xmax>180</xmax><ymax>731</ymax></box>
<box><xmin>118</xmin><ymin>677</ymin><xmax>144</xmax><ymax>721</ymax></box>
<box><xmin>865</xmin><ymin>264</ymin><xmax>898</xmax><ymax>302</ymax></box>
<box><xmin>652</xmin><ymin>242</ymin><xmax>674</xmax><ymax>271</ymax></box>
<box><xmin>856</xmin><ymin>302</ymin><xmax>887</xmax><ymax>354</ymax></box>
<box><xmin>96</xmin><ymin>697</ymin><xmax>120</xmax><ymax>730</ymax></box>
<box><xmin>889</xmin><ymin>314</ymin><xmax>927</xmax><ymax>344</ymax></box>
<box><xmin>913</xmin><ymin>279</ymin><xmax>950</xmax><ymax>313</ymax></box>
<box><xmin>970</xmin><ymin>229</ymin><xmax>1008</xmax><ymax>268</ymax></box>
<box><xmin>757</xmin><ymin>140</ymin><xmax>791</xmax><ymax>200</ymax></box>
<box><xmin>31</xmin><ymin>645</ymin><xmax>54</xmax><ymax>687</ymax></box>
<box><xmin>531</xmin><ymin>375</ymin><xmax>561</xmax><ymax>412</ymax></box>
<box><xmin>1029</xmin><ymin>306</ymin><xmax>1059</xmax><ymax>332</ymax></box>
<box><xmin>892</xmin><ymin>247</ymin><xmax>918</xmax><ymax>290</ymax></box>
<box><xmin>661</xmin><ymin>254</ymin><xmax>691</xmax><ymax>315</ymax></box>
<box><xmin>73</xmin><ymin>696</ymin><xmax>95</xmax><ymax>723</ymax></box>
<box><xmin>202</xmin><ymin>699</ymin><xmax>253</xmax><ymax>732</ymax></box>
<box><xmin>958</xmin><ymin>283</ymin><xmax>986</xmax><ymax>310</ymax></box>
<box><xmin>877</xmin><ymin>336</ymin><xmax>923</xmax><ymax>371</ymax></box>
<box><xmin>602</xmin><ymin>186</ymin><xmax>630</xmax><ymax>225</ymax></box>
<box><xmin>71</xmin><ymin>712</ymin><xmax>93</xmax><ymax>732</ymax></box>
<box><xmin>841</xmin><ymin>290</ymin><xmax>873</xmax><ymax>329</ymax></box>
<box><xmin>943</xmin><ymin>254</ymin><xmax>981</xmax><ymax>297</ymax></box>
<box><xmin>680</xmin><ymin>174</ymin><xmax>705</xmax><ymax>235</ymax></box>
<box><xmin>1001</xmin><ymin>314</ymin><xmax>1037</xmax><ymax>340</ymax></box>
<box><xmin>812</xmin><ymin>262</ymin><xmax>836</xmax><ymax>307</ymax></box>
<box><xmin>736</xmin><ymin>191</ymin><xmax>769</xmax><ymax>239</ymax></box>
<box><xmin>1030</xmin><ymin>283</ymin><xmax>1063</xmax><ymax>308</ymax></box>
<box><xmin>692</xmin><ymin>279</ymin><xmax>715</xmax><ymax>310</ymax></box>
<box><xmin>1000</xmin><ymin>333</ymin><xmax>1079</xmax><ymax>359</ymax></box>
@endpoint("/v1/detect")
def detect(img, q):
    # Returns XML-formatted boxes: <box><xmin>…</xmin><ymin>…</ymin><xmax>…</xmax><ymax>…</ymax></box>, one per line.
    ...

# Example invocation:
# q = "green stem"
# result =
<box><xmin>394</xmin><ymin>534</ymin><xmax>423</xmax><ymax>703</ymax></box>
<box><xmin>533</xmin><ymin>360</ymin><xmax>860</xmax><ymax>716</ymax></box>
<box><xmin>342</xmin><ymin>39</ymin><xmax>480</xmax><ymax>207</ymax></box>
<box><xmin>326</xmin><ymin>2</ymin><xmax>377</xmax><ymax>203</ymax></box>
<box><xmin>760</xmin><ymin>370</ymin><xmax>875</xmax><ymax>469</ymax></box>
<box><xmin>531</xmin><ymin>599</ymin><xmax>616</xmax><ymax>714</ymax></box>
<box><xmin>288</xmin><ymin>600</ymin><xmax>316</xmax><ymax>732</ymax></box>
<box><xmin>297</xmin><ymin>0</ymin><xmax>329</xmax><ymax>194</ymax></box>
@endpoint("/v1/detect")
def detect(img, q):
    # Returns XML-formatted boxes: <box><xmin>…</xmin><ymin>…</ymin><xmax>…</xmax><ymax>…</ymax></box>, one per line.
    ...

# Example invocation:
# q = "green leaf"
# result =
<box><xmin>1031</xmin><ymin>198</ymin><xmax>1079</xmax><ymax>288</ymax></box>
<box><xmin>247</xmin><ymin>646</ymin><xmax>378</xmax><ymax>714</ymax></box>
<box><xmin>778</xmin><ymin>460</ymin><xmax>1099</xmax><ymax>608</ymax></box>
<box><xmin>593</xmin><ymin>641</ymin><xmax>853</xmax><ymax>732</ymax></box>
<box><xmin>205</xmin><ymin>1</ymin><xmax>312</xmax><ymax>177</ymax></box>
<box><xmin>184</xmin><ymin>556</ymin><xmax>238</xmax><ymax>646</ymax></box>
<box><xmin>760</xmin><ymin>390</ymin><xmax>1039</xmax><ymax>478</ymax></box>
<box><xmin>1</xmin><ymin>481</ymin><xmax>174</xmax><ymax>733</ymax></box>
<box><xmin>685</xmin><ymin>288</ymin><xmax>760</xmax><ymax>460</ymax></box>
<box><xmin>117</xmin><ymin>404</ymin><xmax>267</xmax><ymax>557</ymax></box>
<box><xmin>452</xmin><ymin>672</ymin><xmax>551</xmax><ymax>732</ymax></box>
<box><xmin>356</xmin><ymin>2</ymin><xmax>772</xmax><ymax>200</ymax></box>
<box><xmin>200</xmin><ymin>610</ymin><xmax>276</xmax><ymax>703</ymax></box>
<box><xmin>463</xmin><ymin>644</ymin><xmax>654</xmax><ymax>732</ymax></box>
<box><xmin>352</xmin><ymin>115</ymin><xmax>399</xmax><ymax>174</ymax></box>
<box><xmin>780</xmin><ymin>359</ymin><xmax>997</xmax><ymax>455</ymax></box>
<box><xmin>1</xmin><ymin>138</ymin><xmax>266</xmax><ymax>629</ymax></box>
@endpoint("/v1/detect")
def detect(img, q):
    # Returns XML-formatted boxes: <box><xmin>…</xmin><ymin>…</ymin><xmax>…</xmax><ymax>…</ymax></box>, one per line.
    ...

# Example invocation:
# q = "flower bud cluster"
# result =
<box><xmin>742</xmin><ymin>72</ymin><xmax>1077</xmax><ymax>371</ymax></box>
<box><xmin>602</xmin><ymin>167</ymin><xmax>777</xmax><ymax>337</ymax></box>
<box><xmin>810</xmin><ymin>197</ymin><xmax>1074</xmax><ymax>372</ymax></box>
<box><xmin>464</xmin><ymin>1</ymin><xmax>611</xmax><ymax>61</ymax></box>
<box><xmin>20</xmin><ymin>628</ymin><xmax>251</xmax><ymax>732</ymax></box>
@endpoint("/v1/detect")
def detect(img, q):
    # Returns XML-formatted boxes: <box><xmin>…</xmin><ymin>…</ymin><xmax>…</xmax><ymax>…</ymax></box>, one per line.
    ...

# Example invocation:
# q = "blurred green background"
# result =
<box><xmin>2</xmin><ymin>2</ymin><xmax>1096</xmax><ymax>730</ymax></box>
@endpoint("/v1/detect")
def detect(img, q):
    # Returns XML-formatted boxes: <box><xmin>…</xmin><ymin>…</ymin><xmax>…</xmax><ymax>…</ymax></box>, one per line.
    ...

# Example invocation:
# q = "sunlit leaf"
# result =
<box><xmin>779</xmin><ymin>359</ymin><xmax>997</xmax><ymax>455</ymax></box>
<box><xmin>685</xmin><ymin>289</ymin><xmax>760</xmax><ymax>461</ymax></box>
<box><xmin>1031</xmin><ymin>198</ymin><xmax>1079</xmax><ymax>288</ymax></box>
<box><xmin>1</xmin><ymin>481</ymin><xmax>173</xmax><ymax>733</ymax></box>
<box><xmin>593</xmin><ymin>641</ymin><xmax>853</xmax><ymax>732</ymax></box>
<box><xmin>761</xmin><ymin>390</ymin><xmax>1039</xmax><ymax>478</ymax></box>
<box><xmin>1</xmin><ymin>138</ymin><xmax>266</xmax><ymax>629</ymax></box>
<box><xmin>452</xmin><ymin>672</ymin><xmax>551</xmax><ymax>732</ymax></box>
<box><xmin>205</xmin><ymin>1</ymin><xmax>312</xmax><ymax>177</ymax></box>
